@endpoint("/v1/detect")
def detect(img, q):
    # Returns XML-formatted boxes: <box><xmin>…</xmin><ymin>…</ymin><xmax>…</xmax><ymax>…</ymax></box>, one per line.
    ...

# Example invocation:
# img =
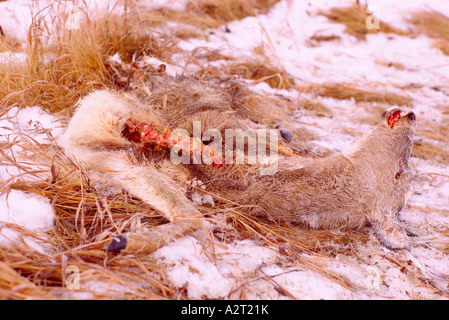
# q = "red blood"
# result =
<box><xmin>388</xmin><ymin>110</ymin><xmax>402</xmax><ymax>128</ymax></box>
<box><xmin>123</xmin><ymin>117</ymin><xmax>227</xmax><ymax>167</ymax></box>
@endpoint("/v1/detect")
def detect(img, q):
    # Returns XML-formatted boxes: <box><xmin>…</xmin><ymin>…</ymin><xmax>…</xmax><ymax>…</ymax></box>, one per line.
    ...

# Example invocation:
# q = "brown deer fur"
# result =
<box><xmin>62</xmin><ymin>74</ymin><xmax>416</xmax><ymax>254</ymax></box>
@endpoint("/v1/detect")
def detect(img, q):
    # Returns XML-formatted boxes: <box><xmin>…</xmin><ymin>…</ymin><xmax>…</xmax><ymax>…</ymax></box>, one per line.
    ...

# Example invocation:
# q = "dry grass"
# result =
<box><xmin>299</xmin><ymin>82</ymin><xmax>412</xmax><ymax>107</ymax></box>
<box><xmin>320</xmin><ymin>4</ymin><xmax>409</xmax><ymax>40</ymax></box>
<box><xmin>0</xmin><ymin>0</ymin><xmax>282</xmax><ymax>114</ymax></box>
<box><xmin>145</xmin><ymin>0</ymin><xmax>281</xmax><ymax>30</ymax></box>
<box><xmin>0</xmin><ymin>3</ymin><xmax>180</xmax><ymax>114</ymax></box>
<box><xmin>225</xmin><ymin>59</ymin><xmax>296</xmax><ymax>90</ymax></box>
<box><xmin>0</xmin><ymin>224</ymin><xmax>174</xmax><ymax>299</ymax></box>
<box><xmin>185</xmin><ymin>0</ymin><xmax>280</xmax><ymax>28</ymax></box>
<box><xmin>297</xmin><ymin>96</ymin><xmax>332</xmax><ymax>117</ymax></box>
<box><xmin>0</xmin><ymin>32</ymin><xmax>22</xmax><ymax>52</ymax></box>
<box><xmin>0</xmin><ymin>133</ymin><xmax>181</xmax><ymax>299</ymax></box>
<box><xmin>137</xmin><ymin>0</ymin><xmax>293</xmax><ymax>90</ymax></box>
<box><xmin>1</xmin><ymin>134</ymin><xmax>165</xmax><ymax>249</ymax></box>
<box><xmin>308</xmin><ymin>33</ymin><xmax>341</xmax><ymax>46</ymax></box>
<box><xmin>412</xmin><ymin>119</ymin><xmax>449</xmax><ymax>165</ymax></box>
<box><xmin>223</xmin><ymin>44</ymin><xmax>296</xmax><ymax>90</ymax></box>
<box><xmin>408</xmin><ymin>10</ymin><xmax>449</xmax><ymax>55</ymax></box>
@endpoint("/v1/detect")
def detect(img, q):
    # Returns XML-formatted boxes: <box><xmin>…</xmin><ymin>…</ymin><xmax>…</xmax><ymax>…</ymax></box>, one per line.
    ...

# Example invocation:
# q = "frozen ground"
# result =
<box><xmin>0</xmin><ymin>0</ymin><xmax>448</xmax><ymax>299</ymax></box>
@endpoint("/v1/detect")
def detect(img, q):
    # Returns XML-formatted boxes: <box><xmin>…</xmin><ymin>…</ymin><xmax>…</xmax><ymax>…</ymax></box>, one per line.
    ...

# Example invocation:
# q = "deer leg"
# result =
<box><xmin>371</xmin><ymin>211</ymin><xmax>410</xmax><ymax>250</ymax></box>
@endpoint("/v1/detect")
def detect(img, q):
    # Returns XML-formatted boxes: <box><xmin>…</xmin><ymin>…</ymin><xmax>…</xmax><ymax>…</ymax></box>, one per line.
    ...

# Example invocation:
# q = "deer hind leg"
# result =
<box><xmin>370</xmin><ymin>209</ymin><xmax>410</xmax><ymax>250</ymax></box>
<box><xmin>79</xmin><ymin>150</ymin><xmax>202</xmax><ymax>254</ymax></box>
<box><xmin>102</xmin><ymin>153</ymin><xmax>202</xmax><ymax>254</ymax></box>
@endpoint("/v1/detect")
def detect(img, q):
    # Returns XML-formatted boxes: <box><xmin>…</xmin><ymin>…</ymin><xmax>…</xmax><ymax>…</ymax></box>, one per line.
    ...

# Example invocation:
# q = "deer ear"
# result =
<box><xmin>382</xmin><ymin>108</ymin><xmax>402</xmax><ymax>129</ymax></box>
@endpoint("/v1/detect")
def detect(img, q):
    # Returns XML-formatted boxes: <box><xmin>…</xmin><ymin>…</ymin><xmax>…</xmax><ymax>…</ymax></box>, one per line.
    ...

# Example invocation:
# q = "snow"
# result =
<box><xmin>0</xmin><ymin>51</ymin><xmax>27</xmax><ymax>65</ymax></box>
<box><xmin>156</xmin><ymin>225</ymin><xmax>449</xmax><ymax>299</ymax></box>
<box><xmin>0</xmin><ymin>105</ymin><xmax>60</xmax><ymax>254</ymax></box>
<box><xmin>140</xmin><ymin>0</ymin><xmax>191</xmax><ymax>12</ymax></box>
<box><xmin>0</xmin><ymin>106</ymin><xmax>64</xmax><ymax>144</ymax></box>
<box><xmin>0</xmin><ymin>0</ymin><xmax>448</xmax><ymax>300</ymax></box>
<box><xmin>0</xmin><ymin>189</ymin><xmax>54</xmax><ymax>232</ymax></box>
<box><xmin>0</xmin><ymin>106</ymin><xmax>64</xmax><ymax>183</ymax></box>
<box><xmin>0</xmin><ymin>0</ymin><xmax>33</xmax><ymax>42</ymax></box>
<box><xmin>154</xmin><ymin>233</ymin><xmax>365</xmax><ymax>299</ymax></box>
<box><xmin>0</xmin><ymin>0</ymin><xmax>126</xmax><ymax>43</ymax></box>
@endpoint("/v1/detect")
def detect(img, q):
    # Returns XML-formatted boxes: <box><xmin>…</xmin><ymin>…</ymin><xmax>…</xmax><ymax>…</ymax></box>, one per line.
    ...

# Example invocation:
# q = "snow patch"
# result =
<box><xmin>0</xmin><ymin>190</ymin><xmax>55</xmax><ymax>232</ymax></box>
